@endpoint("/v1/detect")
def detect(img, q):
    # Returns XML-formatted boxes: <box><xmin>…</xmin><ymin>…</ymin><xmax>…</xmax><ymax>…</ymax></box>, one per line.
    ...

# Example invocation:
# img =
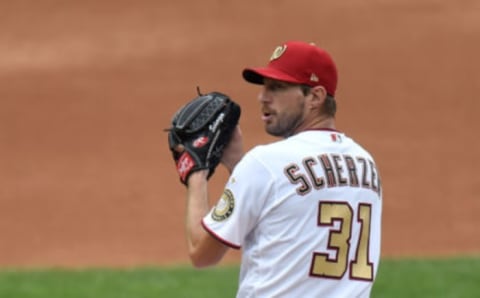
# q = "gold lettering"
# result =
<box><xmin>284</xmin><ymin>163</ymin><xmax>311</xmax><ymax>195</ymax></box>
<box><xmin>303</xmin><ymin>157</ymin><xmax>325</xmax><ymax>189</ymax></box>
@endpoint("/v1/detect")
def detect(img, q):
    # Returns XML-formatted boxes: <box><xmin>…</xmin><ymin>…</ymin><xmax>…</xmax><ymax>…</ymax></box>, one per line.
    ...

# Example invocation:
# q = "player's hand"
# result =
<box><xmin>220</xmin><ymin>125</ymin><xmax>244</xmax><ymax>173</ymax></box>
<box><xmin>166</xmin><ymin>91</ymin><xmax>241</xmax><ymax>185</ymax></box>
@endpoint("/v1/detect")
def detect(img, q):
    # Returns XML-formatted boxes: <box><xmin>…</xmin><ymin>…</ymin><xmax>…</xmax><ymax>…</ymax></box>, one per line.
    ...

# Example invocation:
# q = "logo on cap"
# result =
<box><xmin>270</xmin><ymin>45</ymin><xmax>287</xmax><ymax>61</ymax></box>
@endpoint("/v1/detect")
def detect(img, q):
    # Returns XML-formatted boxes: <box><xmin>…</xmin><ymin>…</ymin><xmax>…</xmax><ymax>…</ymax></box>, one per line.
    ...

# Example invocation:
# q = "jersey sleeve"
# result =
<box><xmin>202</xmin><ymin>149</ymin><xmax>273</xmax><ymax>249</ymax></box>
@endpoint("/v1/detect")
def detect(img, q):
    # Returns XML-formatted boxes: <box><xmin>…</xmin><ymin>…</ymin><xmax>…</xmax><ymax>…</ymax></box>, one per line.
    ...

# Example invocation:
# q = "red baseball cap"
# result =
<box><xmin>242</xmin><ymin>41</ymin><xmax>338</xmax><ymax>96</ymax></box>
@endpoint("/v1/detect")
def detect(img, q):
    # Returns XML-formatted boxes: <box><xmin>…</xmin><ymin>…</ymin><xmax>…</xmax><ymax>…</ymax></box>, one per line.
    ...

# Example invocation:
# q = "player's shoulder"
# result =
<box><xmin>231</xmin><ymin>144</ymin><xmax>276</xmax><ymax>182</ymax></box>
<box><xmin>246</xmin><ymin>138</ymin><xmax>292</xmax><ymax>158</ymax></box>
<box><xmin>244</xmin><ymin>129</ymin><xmax>376</xmax><ymax>161</ymax></box>
<box><xmin>246</xmin><ymin>130</ymin><xmax>343</xmax><ymax>157</ymax></box>
<box><xmin>343</xmin><ymin>134</ymin><xmax>376</xmax><ymax>159</ymax></box>
<box><xmin>235</xmin><ymin>140</ymin><xmax>290</xmax><ymax>174</ymax></box>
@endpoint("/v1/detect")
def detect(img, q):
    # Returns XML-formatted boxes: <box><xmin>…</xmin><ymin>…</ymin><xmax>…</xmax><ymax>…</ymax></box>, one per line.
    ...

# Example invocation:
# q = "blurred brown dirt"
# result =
<box><xmin>0</xmin><ymin>0</ymin><xmax>479</xmax><ymax>267</ymax></box>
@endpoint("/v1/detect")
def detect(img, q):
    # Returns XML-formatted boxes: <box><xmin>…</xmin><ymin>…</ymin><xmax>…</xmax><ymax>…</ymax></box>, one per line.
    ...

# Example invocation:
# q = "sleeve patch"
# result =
<box><xmin>212</xmin><ymin>189</ymin><xmax>235</xmax><ymax>221</ymax></box>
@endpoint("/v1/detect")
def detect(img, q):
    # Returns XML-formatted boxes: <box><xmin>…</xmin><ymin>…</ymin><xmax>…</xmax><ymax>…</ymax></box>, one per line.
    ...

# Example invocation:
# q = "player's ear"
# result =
<box><xmin>310</xmin><ymin>85</ymin><xmax>327</xmax><ymax>109</ymax></box>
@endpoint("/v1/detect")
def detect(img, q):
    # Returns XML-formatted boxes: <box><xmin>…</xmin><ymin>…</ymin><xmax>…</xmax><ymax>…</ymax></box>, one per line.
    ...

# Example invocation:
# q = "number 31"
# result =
<box><xmin>310</xmin><ymin>201</ymin><xmax>374</xmax><ymax>281</ymax></box>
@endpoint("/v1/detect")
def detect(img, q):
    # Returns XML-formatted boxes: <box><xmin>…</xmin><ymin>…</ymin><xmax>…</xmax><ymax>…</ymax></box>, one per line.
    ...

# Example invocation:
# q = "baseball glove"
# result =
<box><xmin>166</xmin><ymin>90</ymin><xmax>241</xmax><ymax>185</ymax></box>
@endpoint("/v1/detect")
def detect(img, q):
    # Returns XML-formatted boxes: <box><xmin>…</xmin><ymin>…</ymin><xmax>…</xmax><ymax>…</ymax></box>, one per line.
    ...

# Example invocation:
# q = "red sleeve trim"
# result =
<box><xmin>201</xmin><ymin>220</ymin><xmax>241</xmax><ymax>250</ymax></box>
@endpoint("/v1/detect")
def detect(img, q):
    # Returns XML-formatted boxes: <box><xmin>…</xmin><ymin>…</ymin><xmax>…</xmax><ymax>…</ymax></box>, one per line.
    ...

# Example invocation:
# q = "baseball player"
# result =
<box><xmin>184</xmin><ymin>41</ymin><xmax>382</xmax><ymax>297</ymax></box>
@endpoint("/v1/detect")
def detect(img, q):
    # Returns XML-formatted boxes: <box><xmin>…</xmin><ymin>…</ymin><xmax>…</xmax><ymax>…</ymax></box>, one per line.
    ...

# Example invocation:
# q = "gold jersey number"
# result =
<box><xmin>310</xmin><ymin>201</ymin><xmax>374</xmax><ymax>281</ymax></box>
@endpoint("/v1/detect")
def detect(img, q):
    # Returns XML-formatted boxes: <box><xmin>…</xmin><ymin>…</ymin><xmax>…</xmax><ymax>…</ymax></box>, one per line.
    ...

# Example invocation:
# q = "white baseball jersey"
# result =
<box><xmin>202</xmin><ymin>129</ymin><xmax>382</xmax><ymax>298</ymax></box>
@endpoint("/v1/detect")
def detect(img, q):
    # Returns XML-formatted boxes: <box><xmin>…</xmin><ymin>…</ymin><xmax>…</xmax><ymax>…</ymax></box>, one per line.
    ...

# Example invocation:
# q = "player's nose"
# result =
<box><xmin>258</xmin><ymin>89</ymin><xmax>271</xmax><ymax>103</ymax></box>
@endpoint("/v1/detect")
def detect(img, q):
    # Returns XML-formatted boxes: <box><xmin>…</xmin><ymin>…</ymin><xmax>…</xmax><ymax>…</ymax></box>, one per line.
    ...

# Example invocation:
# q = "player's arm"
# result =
<box><xmin>185</xmin><ymin>170</ymin><xmax>229</xmax><ymax>268</ymax></box>
<box><xmin>220</xmin><ymin>125</ymin><xmax>244</xmax><ymax>174</ymax></box>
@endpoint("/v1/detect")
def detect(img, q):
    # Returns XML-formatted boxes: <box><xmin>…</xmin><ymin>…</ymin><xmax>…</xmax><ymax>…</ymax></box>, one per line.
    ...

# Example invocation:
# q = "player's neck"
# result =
<box><xmin>290</xmin><ymin>116</ymin><xmax>336</xmax><ymax>137</ymax></box>
<box><xmin>306</xmin><ymin>116</ymin><xmax>336</xmax><ymax>131</ymax></box>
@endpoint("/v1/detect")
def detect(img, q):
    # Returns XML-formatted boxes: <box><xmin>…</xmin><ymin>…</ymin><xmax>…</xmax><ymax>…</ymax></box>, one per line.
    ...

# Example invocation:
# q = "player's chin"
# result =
<box><xmin>265</xmin><ymin>123</ymin><xmax>284</xmax><ymax>137</ymax></box>
<box><xmin>262</xmin><ymin>117</ymin><xmax>274</xmax><ymax>130</ymax></box>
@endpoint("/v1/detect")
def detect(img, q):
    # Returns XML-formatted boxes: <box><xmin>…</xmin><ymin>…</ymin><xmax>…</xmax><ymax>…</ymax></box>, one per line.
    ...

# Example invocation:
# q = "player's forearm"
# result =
<box><xmin>185</xmin><ymin>171</ymin><xmax>210</xmax><ymax>260</ymax></box>
<box><xmin>185</xmin><ymin>171</ymin><xmax>230</xmax><ymax>268</ymax></box>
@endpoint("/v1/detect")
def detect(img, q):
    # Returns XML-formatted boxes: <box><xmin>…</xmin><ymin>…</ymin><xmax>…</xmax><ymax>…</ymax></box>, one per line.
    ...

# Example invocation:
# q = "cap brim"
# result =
<box><xmin>242</xmin><ymin>67</ymin><xmax>300</xmax><ymax>85</ymax></box>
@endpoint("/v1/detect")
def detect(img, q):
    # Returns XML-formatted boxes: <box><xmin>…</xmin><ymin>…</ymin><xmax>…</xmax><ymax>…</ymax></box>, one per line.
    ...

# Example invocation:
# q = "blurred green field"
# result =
<box><xmin>0</xmin><ymin>257</ymin><xmax>479</xmax><ymax>298</ymax></box>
